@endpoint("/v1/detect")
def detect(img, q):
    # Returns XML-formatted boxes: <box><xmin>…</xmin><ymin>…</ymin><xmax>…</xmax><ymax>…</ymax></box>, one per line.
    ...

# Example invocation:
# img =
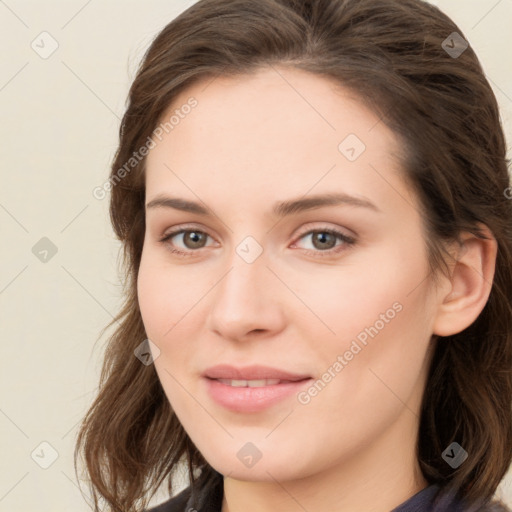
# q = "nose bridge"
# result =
<box><xmin>206</xmin><ymin>237</ymin><xmax>283</xmax><ymax>339</ymax></box>
<box><xmin>216</xmin><ymin>243</ymin><xmax>268</xmax><ymax>313</ymax></box>
<box><xmin>218</xmin><ymin>231</ymin><xmax>268</xmax><ymax>297</ymax></box>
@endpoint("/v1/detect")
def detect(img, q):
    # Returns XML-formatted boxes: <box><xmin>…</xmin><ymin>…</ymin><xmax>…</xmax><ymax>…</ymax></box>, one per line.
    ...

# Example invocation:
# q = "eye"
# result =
<box><xmin>158</xmin><ymin>225</ymin><xmax>356</xmax><ymax>258</ymax></box>
<box><xmin>159</xmin><ymin>228</ymin><xmax>215</xmax><ymax>257</ymax></box>
<box><xmin>292</xmin><ymin>228</ymin><xmax>356</xmax><ymax>257</ymax></box>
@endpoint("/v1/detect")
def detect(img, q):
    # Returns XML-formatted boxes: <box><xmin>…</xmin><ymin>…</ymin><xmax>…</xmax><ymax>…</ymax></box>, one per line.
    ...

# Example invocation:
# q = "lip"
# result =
<box><xmin>202</xmin><ymin>364</ymin><xmax>311</xmax><ymax>381</ymax></box>
<box><xmin>202</xmin><ymin>364</ymin><xmax>313</xmax><ymax>413</ymax></box>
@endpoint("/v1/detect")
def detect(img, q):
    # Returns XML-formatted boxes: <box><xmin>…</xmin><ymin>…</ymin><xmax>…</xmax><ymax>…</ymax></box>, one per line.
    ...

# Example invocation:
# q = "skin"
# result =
<box><xmin>137</xmin><ymin>66</ymin><xmax>496</xmax><ymax>512</ymax></box>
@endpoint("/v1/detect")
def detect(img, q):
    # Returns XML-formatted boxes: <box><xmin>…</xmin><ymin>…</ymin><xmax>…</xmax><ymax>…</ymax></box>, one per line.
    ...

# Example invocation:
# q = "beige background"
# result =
<box><xmin>0</xmin><ymin>0</ymin><xmax>511</xmax><ymax>510</ymax></box>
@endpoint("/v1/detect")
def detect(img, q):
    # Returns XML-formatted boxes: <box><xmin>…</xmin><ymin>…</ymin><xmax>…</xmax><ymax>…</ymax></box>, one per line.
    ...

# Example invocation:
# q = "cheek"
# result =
<box><xmin>313</xmin><ymin>242</ymin><xmax>434</xmax><ymax>415</ymax></box>
<box><xmin>137</xmin><ymin>247</ymin><xmax>203</xmax><ymax>339</ymax></box>
<box><xmin>298</xmin><ymin>234</ymin><xmax>434</xmax><ymax>412</ymax></box>
<box><xmin>137</xmin><ymin>248</ymin><xmax>216</xmax><ymax>391</ymax></box>
<box><xmin>137</xmin><ymin>254</ymin><xmax>195</xmax><ymax>408</ymax></box>
<box><xmin>137</xmin><ymin>257</ymin><xmax>165</xmax><ymax>339</ymax></box>
<box><xmin>289</xmin><ymin>235</ymin><xmax>431</xmax><ymax>349</ymax></box>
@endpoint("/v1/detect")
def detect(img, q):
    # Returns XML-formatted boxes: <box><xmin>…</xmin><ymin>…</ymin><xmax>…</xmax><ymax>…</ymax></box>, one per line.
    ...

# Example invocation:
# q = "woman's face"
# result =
<box><xmin>138</xmin><ymin>66</ymin><xmax>441</xmax><ymax>483</ymax></box>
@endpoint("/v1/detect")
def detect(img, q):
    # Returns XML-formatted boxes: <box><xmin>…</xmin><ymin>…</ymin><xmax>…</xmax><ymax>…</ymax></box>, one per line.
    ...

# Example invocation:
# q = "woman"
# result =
<box><xmin>74</xmin><ymin>0</ymin><xmax>512</xmax><ymax>511</ymax></box>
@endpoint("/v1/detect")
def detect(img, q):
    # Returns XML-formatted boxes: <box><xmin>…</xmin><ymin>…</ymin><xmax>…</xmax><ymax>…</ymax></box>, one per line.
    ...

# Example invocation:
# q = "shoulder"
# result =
<box><xmin>393</xmin><ymin>483</ymin><xmax>511</xmax><ymax>512</ymax></box>
<box><xmin>431</xmin><ymin>486</ymin><xmax>511</xmax><ymax>512</ymax></box>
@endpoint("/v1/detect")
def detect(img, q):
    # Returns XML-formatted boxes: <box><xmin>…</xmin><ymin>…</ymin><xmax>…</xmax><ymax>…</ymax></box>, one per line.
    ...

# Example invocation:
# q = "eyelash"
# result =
<box><xmin>158</xmin><ymin>225</ymin><xmax>356</xmax><ymax>259</ymax></box>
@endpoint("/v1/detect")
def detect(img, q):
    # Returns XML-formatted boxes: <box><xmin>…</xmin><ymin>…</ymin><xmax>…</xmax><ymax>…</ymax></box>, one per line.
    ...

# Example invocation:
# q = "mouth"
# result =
<box><xmin>201</xmin><ymin>364</ymin><xmax>313</xmax><ymax>412</ymax></box>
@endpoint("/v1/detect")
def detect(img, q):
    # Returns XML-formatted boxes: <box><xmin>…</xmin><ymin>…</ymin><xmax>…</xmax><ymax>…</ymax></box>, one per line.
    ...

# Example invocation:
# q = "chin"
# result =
<box><xmin>201</xmin><ymin>444</ymin><xmax>314</xmax><ymax>483</ymax></box>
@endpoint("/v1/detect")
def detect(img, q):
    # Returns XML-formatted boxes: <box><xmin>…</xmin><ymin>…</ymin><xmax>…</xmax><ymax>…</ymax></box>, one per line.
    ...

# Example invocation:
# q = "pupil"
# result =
<box><xmin>186</xmin><ymin>232</ymin><xmax>204</xmax><ymax>248</ymax></box>
<box><xmin>314</xmin><ymin>232</ymin><xmax>334</xmax><ymax>249</ymax></box>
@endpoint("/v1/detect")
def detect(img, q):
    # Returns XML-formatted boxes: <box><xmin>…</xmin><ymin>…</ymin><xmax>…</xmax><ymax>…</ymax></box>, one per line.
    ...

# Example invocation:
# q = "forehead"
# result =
<box><xmin>152</xmin><ymin>65</ymin><xmax>398</xmax><ymax>148</ymax></box>
<box><xmin>144</xmin><ymin>66</ymin><xmax>411</xmax><ymax>213</ymax></box>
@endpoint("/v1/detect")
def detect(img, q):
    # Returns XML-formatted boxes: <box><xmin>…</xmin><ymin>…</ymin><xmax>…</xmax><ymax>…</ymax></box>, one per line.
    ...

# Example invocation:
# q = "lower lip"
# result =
<box><xmin>203</xmin><ymin>377</ymin><xmax>313</xmax><ymax>413</ymax></box>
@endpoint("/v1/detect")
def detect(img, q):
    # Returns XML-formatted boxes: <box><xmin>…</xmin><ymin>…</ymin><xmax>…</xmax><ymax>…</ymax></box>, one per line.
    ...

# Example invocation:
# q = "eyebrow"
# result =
<box><xmin>146</xmin><ymin>192</ymin><xmax>380</xmax><ymax>217</ymax></box>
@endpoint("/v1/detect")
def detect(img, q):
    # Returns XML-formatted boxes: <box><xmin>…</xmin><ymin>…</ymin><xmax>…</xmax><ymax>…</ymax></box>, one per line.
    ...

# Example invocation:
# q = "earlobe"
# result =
<box><xmin>433</xmin><ymin>225</ymin><xmax>497</xmax><ymax>337</ymax></box>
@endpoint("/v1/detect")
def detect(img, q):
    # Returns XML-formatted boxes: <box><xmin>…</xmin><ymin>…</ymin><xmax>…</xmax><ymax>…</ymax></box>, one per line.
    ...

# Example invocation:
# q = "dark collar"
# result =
<box><xmin>183</xmin><ymin>471</ymin><xmax>468</xmax><ymax>512</ymax></box>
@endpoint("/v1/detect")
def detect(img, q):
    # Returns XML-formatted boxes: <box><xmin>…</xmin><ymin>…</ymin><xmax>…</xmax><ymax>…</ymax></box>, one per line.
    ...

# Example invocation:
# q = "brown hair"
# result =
<box><xmin>74</xmin><ymin>0</ymin><xmax>512</xmax><ymax>510</ymax></box>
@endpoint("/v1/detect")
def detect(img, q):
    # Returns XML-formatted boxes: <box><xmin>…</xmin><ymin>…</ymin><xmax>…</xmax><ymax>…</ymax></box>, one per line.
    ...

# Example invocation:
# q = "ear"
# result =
<box><xmin>432</xmin><ymin>225</ymin><xmax>497</xmax><ymax>337</ymax></box>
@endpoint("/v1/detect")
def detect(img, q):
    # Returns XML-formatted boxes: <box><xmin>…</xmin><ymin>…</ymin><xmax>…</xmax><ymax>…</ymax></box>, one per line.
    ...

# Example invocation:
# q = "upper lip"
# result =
<box><xmin>203</xmin><ymin>364</ymin><xmax>311</xmax><ymax>382</ymax></box>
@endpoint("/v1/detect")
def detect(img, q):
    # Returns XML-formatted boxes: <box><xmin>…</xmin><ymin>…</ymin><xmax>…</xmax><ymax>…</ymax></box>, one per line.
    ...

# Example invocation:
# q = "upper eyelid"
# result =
<box><xmin>160</xmin><ymin>223</ymin><xmax>355</xmax><ymax>245</ymax></box>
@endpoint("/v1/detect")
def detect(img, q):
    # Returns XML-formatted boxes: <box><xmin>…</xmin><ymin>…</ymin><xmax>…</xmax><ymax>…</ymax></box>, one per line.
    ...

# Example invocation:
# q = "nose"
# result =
<box><xmin>205</xmin><ymin>249</ymin><xmax>286</xmax><ymax>342</ymax></box>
